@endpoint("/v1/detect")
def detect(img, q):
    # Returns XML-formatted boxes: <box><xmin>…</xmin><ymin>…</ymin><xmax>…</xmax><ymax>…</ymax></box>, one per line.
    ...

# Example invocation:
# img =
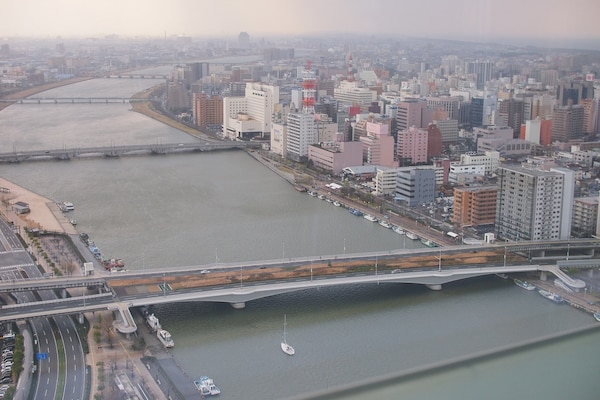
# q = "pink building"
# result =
<box><xmin>358</xmin><ymin>120</ymin><xmax>396</xmax><ymax>167</ymax></box>
<box><xmin>397</xmin><ymin>126</ymin><xmax>429</xmax><ymax>165</ymax></box>
<box><xmin>308</xmin><ymin>141</ymin><xmax>363</xmax><ymax>174</ymax></box>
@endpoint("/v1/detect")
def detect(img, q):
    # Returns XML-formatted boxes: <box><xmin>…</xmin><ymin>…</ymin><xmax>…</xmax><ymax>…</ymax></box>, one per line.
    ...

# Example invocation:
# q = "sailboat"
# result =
<box><xmin>280</xmin><ymin>314</ymin><xmax>295</xmax><ymax>356</ymax></box>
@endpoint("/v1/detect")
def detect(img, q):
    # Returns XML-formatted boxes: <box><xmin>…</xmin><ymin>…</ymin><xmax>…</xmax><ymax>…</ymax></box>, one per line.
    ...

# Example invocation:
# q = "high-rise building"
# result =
<box><xmin>426</xmin><ymin>124</ymin><xmax>443</xmax><ymax>161</ymax></box>
<box><xmin>359</xmin><ymin>119</ymin><xmax>395</xmax><ymax>167</ymax></box>
<box><xmin>222</xmin><ymin>82</ymin><xmax>279</xmax><ymax>140</ymax></box>
<box><xmin>238</xmin><ymin>32</ymin><xmax>250</xmax><ymax>49</ymax></box>
<box><xmin>571</xmin><ymin>197</ymin><xmax>599</xmax><ymax>238</ymax></box>
<box><xmin>432</xmin><ymin>119</ymin><xmax>459</xmax><ymax>145</ymax></box>
<box><xmin>395</xmin><ymin>100</ymin><xmax>432</xmax><ymax>131</ymax></box>
<box><xmin>466</xmin><ymin>61</ymin><xmax>495</xmax><ymax>90</ymax></box>
<box><xmin>286</xmin><ymin>112</ymin><xmax>317</xmax><ymax>162</ymax></box>
<box><xmin>557</xmin><ymin>78</ymin><xmax>594</xmax><ymax>106</ymax></box>
<box><xmin>426</xmin><ymin>96</ymin><xmax>460</xmax><ymax>120</ymax></box>
<box><xmin>452</xmin><ymin>185</ymin><xmax>498</xmax><ymax>228</ymax></box>
<box><xmin>166</xmin><ymin>80</ymin><xmax>190</xmax><ymax>110</ymax></box>
<box><xmin>193</xmin><ymin>93</ymin><xmax>223</xmax><ymax>129</ymax></box>
<box><xmin>498</xmin><ymin>98</ymin><xmax>524</xmax><ymax>136</ymax></box>
<box><xmin>551</xmin><ymin>103</ymin><xmax>584</xmax><ymax>142</ymax></box>
<box><xmin>397</xmin><ymin>126</ymin><xmax>429</xmax><ymax>166</ymax></box>
<box><xmin>187</xmin><ymin>62</ymin><xmax>209</xmax><ymax>83</ymax></box>
<box><xmin>496</xmin><ymin>165</ymin><xmax>574</xmax><ymax>241</ymax></box>
<box><xmin>580</xmin><ymin>98</ymin><xmax>598</xmax><ymax>135</ymax></box>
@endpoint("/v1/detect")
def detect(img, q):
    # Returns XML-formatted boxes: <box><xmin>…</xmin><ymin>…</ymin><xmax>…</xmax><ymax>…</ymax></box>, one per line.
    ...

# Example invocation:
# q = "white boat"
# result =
<box><xmin>363</xmin><ymin>214</ymin><xmax>378</xmax><ymax>222</ymax></box>
<box><xmin>157</xmin><ymin>329</ymin><xmax>174</xmax><ymax>348</ymax></box>
<box><xmin>405</xmin><ymin>232</ymin><xmax>419</xmax><ymax>240</ymax></box>
<box><xmin>281</xmin><ymin>314</ymin><xmax>295</xmax><ymax>356</ymax></box>
<box><xmin>317</xmin><ymin>194</ymin><xmax>325</xmax><ymax>200</ymax></box>
<box><xmin>194</xmin><ymin>376</ymin><xmax>220</xmax><ymax>396</ymax></box>
<box><xmin>333</xmin><ymin>201</ymin><xmax>341</xmax><ymax>207</ymax></box>
<box><xmin>58</xmin><ymin>201</ymin><xmax>75</xmax><ymax>212</ymax></box>
<box><xmin>146</xmin><ymin>313</ymin><xmax>161</xmax><ymax>332</ymax></box>
<box><xmin>378</xmin><ymin>219</ymin><xmax>393</xmax><ymax>229</ymax></box>
<box><xmin>594</xmin><ymin>312</ymin><xmax>600</xmax><ymax>322</ymax></box>
<box><xmin>513</xmin><ymin>279</ymin><xmax>536</xmax><ymax>291</ymax></box>
<box><xmin>392</xmin><ymin>225</ymin><xmax>405</xmax><ymax>235</ymax></box>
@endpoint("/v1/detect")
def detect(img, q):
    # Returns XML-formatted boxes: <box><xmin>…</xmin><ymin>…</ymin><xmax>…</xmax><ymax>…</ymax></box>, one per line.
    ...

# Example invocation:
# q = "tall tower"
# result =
<box><xmin>347</xmin><ymin>54</ymin><xmax>354</xmax><ymax>82</ymax></box>
<box><xmin>302</xmin><ymin>60</ymin><xmax>316</xmax><ymax>114</ymax></box>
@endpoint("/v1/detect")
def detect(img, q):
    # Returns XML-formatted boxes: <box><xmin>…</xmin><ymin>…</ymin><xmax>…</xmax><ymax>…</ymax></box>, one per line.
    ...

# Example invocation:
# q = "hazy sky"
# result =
<box><xmin>2</xmin><ymin>0</ymin><xmax>599</xmax><ymax>45</ymax></box>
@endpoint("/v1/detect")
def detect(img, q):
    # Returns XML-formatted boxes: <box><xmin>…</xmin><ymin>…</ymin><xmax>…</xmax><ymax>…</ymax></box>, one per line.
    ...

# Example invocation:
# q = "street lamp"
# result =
<box><xmin>437</xmin><ymin>250</ymin><xmax>442</xmax><ymax>272</ymax></box>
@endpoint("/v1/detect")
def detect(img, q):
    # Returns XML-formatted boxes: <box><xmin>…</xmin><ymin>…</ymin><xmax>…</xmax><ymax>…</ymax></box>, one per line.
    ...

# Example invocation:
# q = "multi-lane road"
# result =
<box><xmin>0</xmin><ymin>219</ymin><xmax>86</xmax><ymax>400</ymax></box>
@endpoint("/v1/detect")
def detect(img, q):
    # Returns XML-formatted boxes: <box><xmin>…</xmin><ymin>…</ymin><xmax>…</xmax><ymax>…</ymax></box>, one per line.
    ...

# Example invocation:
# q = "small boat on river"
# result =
<box><xmin>538</xmin><ymin>289</ymin><xmax>564</xmax><ymax>304</ymax></box>
<box><xmin>514</xmin><ymin>279</ymin><xmax>536</xmax><ymax>291</ymax></box>
<box><xmin>405</xmin><ymin>232</ymin><xmax>419</xmax><ymax>240</ymax></box>
<box><xmin>363</xmin><ymin>214</ymin><xmax>378</xmax><ymax>222</ymax></box>
<box><xmin>194</xmin><ymin>376</ymin><xmax>221</xmax><ymax>396</ymax></box>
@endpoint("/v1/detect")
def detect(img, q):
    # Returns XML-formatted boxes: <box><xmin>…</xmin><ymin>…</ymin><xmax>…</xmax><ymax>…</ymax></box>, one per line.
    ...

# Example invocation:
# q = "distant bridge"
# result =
<box><xmin>0</xmin><ymin>97</ymin><xmax>150</xmax><ymax>105</ymax></box>
<box><xmin>0</xmin><ymin>141</ymin><xmax>262</xmax><ymax>163</ymax></box>
<box><xmin>105</xmin><ymin>74</ymin><xmax>168</xmax><ymax>79</ymax></box>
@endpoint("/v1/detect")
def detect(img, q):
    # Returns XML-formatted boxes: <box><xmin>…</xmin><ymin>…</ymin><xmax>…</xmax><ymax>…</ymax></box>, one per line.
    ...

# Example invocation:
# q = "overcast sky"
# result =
<box><xmin>2</xmin><ymin>0</ymin><xmax>599</xmax><ymax>46</ymax></box>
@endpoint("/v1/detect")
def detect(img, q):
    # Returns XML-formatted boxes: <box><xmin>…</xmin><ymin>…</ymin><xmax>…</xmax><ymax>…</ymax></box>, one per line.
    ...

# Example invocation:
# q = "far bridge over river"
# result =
<box><xmin>1</xmin><ymin>240</ymin><xmax>599</xmax><ymax>334</ymax></box>
<box><xmin>0</xmin><ymin>141</ymin><xmax>261</xmax><ymax>163</ymax></box>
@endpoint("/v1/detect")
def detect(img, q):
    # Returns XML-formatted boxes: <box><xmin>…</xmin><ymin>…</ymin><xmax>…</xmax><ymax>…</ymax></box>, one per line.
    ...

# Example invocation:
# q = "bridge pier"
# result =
<box><xmin>231</xmin><ymin>302</ymin><xmax>246</xmax><ymax>309</ymax></box>
<box><xmin>426</xmin><ymin>284</ymin><xmax>442</xmax><ymax>291</ymax></box>
<box><xmin>540</xmin><ymin>271</ymin><xmax>548</xmax><ymax>281</ymax></box>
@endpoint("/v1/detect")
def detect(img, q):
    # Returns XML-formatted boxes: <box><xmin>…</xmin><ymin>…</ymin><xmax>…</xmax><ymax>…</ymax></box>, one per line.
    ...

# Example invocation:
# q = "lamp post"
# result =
<box><xmin>437</xmin><ymin>250</ymin><xmax>442</xmax><ymax>272</ymax></box>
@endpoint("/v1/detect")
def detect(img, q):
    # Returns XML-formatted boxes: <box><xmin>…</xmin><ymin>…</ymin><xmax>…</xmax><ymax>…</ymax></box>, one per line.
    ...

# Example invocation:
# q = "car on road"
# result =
<box><xmin>200</xmin><ymin>269</ymin><xmax>211</xmax><ymax>274</ymax></box>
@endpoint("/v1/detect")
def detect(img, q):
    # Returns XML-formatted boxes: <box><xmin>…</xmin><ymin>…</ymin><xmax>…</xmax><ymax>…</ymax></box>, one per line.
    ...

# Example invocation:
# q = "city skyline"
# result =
<box><xmin>2</xmin><ymin>0</ymin><xmax>600</xmax><ymax>50</ymax></box>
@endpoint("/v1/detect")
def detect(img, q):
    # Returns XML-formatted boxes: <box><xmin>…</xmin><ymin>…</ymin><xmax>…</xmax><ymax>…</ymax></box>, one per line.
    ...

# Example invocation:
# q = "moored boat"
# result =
<box><xmin>392</xmin><ymin>225</ymin><xmax>405</xmax><ymax>235</ymax></box>
<box><xmin>420</xmin><ymin>238</ymin><xmax>437</xmax><ymax>247</ymax></box>
<box><xmin>194</xmin><ymin>376</ymin><xmax>221</xmax><ymax>396</ymax></box>
<box><xmin>146</xmin><ymin>313</ymin><xmax>161</xmax><ymax>332</ymax></box>
<box><xmin>594</xmin><ymin>312</ymin><xmax>600</xmax><ymax>322</ymax></box>
<box><xmin>157</xmin><ymin>329</ymin><xmax>174</xmax><ymax>348</ymax></box>
<box><xmin>538</xmin><ymin>289</ymin><xmax>564</xmax><ymax>304</ymax></box>
<box><xmin>405</xmin><ymin>232</ymin><xmax>419</xmax><ymax>240</ymax></box>
<box><xmin>333</xmin><ymin>200</ymin><xmax>341</xmax><ymax>207</ymax></box>
<box><xmin>513</xmin><ymin>279</ymin><xmax>536</xmax><ymax>291</ymax></box>
<box><xmin>363</xmin><ymin>214</ymin><xmax>378</xmax><ymax>222</ymax></box>
<box><xmin>378</xmin><ymin>219</ymin><xmax>393</xmax><ymax>229</ymax></box>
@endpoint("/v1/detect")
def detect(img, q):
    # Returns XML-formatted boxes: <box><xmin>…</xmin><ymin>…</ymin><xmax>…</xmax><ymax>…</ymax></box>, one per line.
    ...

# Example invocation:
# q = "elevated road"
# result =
<box><xmin>2</xmin><ymin>239</ymin><xmax>598</xmax><ymax>332</ymax></box>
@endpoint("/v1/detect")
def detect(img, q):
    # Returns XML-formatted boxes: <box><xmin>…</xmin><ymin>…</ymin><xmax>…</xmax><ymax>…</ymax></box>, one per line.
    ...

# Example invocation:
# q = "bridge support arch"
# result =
<box><xmin>426</xmin><ymin>284</ymin><xmax>442</xmax><ymax>291</ymax></box>
<box><xmin>231</xmin><ymin>302</ymin><xmax>246</xmax><ymax>309</ymax></box>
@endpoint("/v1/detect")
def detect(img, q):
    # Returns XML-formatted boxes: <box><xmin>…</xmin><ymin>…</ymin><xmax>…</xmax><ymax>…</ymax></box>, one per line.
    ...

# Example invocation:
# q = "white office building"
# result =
<box><xmin>223</xmin><ymin>82</ymin><xmax>279</xmax><ymax>140</ymax></box>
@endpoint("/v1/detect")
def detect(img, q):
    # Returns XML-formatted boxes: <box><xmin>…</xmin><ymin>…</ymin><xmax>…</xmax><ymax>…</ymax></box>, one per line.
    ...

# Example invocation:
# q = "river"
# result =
<box><xmin>1</xmin><ymin>75</ymin><xmax>599</xmax><ymax>400</ymax></box>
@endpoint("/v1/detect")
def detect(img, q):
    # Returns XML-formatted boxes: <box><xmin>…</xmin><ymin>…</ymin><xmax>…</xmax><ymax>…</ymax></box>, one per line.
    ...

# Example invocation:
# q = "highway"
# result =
<box><xmin>0</xmin><ymin>219</ymin><xmax>86</xmax><ymax>400</ymax></box>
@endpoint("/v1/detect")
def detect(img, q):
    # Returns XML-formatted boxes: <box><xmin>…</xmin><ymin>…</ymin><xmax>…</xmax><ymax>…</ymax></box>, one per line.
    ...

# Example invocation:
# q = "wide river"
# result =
<box><xmin>1</xmin><ymin>73</ymin><xmax>599</xmax><ymax>400</ymax></box>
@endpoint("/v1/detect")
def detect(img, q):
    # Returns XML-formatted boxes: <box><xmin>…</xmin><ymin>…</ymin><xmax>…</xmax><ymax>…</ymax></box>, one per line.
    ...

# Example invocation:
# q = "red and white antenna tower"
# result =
<box><xmin>302</xmin><ymin>59</ymin><xmax>315</xmax><ymax>114</ymax></box>
<box><xmin>347</xmin><ymin>53</ymin><xmax>354</xmax><ymax>82</ymax></box>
